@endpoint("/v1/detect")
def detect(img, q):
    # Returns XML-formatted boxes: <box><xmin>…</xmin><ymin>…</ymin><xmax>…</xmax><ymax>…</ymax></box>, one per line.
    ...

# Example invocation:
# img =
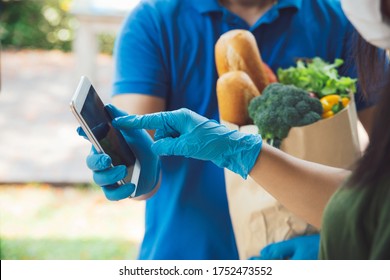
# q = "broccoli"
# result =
<box><xmin>248</xmin><ymin>83</ymin><xmax>323</xmax><ymax>148</ymax></box>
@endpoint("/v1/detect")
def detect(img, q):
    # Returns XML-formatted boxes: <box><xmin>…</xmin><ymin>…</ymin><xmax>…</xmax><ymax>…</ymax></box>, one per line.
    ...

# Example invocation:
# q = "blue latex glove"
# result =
<box><xmin>112</xmin><ymin>108</ymin><xmax>262</xmax><ymax>179</ymax></box>
<box><xmin>78</xmin><ymin>104</ymin><xmax>160</xmax><ymax>200</ymax></box>
<box><xmin>249</xmin><ymin>234</ymin><xmax>320</xmax><ymax>260</ymax></box>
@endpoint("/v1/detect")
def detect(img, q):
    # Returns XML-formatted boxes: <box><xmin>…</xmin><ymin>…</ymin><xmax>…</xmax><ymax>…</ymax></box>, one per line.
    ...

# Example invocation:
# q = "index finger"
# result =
<box><xmin>113</xmin><ymin>111</ymin><xmax>178</xmax><ymax>131</ymax></box>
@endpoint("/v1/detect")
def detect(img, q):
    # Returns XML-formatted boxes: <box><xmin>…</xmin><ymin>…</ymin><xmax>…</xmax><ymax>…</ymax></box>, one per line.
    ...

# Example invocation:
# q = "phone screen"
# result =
<box><xmin>80</xmin><ymin>86</ymin><xmax>136</xmax><ymax>168</ymax></box>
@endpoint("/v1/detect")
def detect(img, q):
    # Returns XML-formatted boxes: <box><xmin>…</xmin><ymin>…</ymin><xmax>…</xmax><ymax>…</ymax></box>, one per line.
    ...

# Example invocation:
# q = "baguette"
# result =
<box><xmin>215</xmin><ymin>29</ymin><xmax>269</xmax><ymax>93</ymax></box>
<box><xmin>216</xmin><ymin>71</ymin><xmax>260</xmax><ymax>126</ymax></box>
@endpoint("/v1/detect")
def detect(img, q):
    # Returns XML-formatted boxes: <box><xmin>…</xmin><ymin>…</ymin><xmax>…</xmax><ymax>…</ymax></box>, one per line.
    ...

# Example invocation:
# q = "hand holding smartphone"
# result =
<box><xmin>70</xmin><ymin>76</ymin><xmax>141</xmax><ymax>197</ymax></box>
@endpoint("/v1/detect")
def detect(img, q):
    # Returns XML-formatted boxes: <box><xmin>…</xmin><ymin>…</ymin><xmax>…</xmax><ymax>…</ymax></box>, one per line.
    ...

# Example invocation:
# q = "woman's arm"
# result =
<box><xmin>249</xmin><ymin>144</ymin><xmax>351</xmax><ymax>228</ymax></box>
<box><xmin>113</xmin><ymin>108</ymin><xmax>351</xmax><ymax>223</ymax></box>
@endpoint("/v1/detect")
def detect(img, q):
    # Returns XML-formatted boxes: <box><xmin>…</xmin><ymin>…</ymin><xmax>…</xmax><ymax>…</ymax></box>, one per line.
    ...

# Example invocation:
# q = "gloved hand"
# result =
<box><xmin>112</xmin><ymin>108</ymin><xmax>262</xmax><ymax>179</ymax></box>
<box><xmin>78</xmin><ymin>104</ymin><xmax>160</xmax><ymax>200</ymax></box>
<box><xmin>249</xmin><ymin>234</ymin><xmax>320</xmax><ymax>260</ymax></box>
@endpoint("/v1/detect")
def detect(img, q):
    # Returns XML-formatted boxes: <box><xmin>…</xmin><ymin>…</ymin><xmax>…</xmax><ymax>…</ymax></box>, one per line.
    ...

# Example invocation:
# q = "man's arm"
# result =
<box><xmin>112</xmin><ymin>93</ymin><xmax>166</xmax><ymax>200</ymax></box>
<box><xmin>112</xmin><ymin>94</ymin><xmax>166</xmax><ymax>117</ymax></box>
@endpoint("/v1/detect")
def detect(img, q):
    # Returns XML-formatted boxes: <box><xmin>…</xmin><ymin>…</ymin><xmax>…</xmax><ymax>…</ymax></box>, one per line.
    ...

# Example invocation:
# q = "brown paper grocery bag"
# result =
<box><xmin>222</xmin><ymin>95</ymin><xmax>361</xmax><ymax>260</ymax></box>
<box><xmin>280</xmin><ymin>95</ymin><xmax>361</xmax><ymax>169</ymax></box>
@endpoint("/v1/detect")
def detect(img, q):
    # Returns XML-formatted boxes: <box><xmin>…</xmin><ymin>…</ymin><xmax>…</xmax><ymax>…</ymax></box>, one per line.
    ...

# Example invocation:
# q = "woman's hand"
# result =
<box><xmin>113</xmin><ymin>108</ymin><xmax>262</xmax><ymax>179</ymax></box>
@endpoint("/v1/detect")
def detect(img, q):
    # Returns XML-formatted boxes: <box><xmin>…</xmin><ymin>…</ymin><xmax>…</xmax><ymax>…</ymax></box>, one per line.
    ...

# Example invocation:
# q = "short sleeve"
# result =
<box><xmin>112</xmin><ymin>2</ymin><xmax>169</xmax><ymax>98</ymax></box>
<box><xmin>369</xmin><ymin>184</ymin><xmax>390</xmax><ymax>259</ymax></box>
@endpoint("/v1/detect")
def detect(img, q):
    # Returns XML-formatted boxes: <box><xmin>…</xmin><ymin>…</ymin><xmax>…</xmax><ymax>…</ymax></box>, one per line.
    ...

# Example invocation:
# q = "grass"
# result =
<box><xmin>0</xmin><ymin>184</ymin><xmax>145</xmax><ymax>260</ymax></box>
<box><xmin>0</xmin><ymin>237</ymin><xmax>138</xmax><ymax>260</ymax></box>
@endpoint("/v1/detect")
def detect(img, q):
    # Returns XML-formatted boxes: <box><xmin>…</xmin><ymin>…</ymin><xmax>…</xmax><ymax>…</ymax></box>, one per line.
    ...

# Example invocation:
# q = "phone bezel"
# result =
<box><xmin>70</xmin><ymin>76</ymin><xmax>141</xmax><ymax>197</ymax></box>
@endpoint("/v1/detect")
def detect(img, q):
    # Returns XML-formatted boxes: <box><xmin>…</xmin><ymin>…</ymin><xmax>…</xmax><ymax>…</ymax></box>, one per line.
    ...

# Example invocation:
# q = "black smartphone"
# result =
<box><xmin>70</xmin><ymin>76</ymin><xmax>141</xmax><ymax>197</ymax></box>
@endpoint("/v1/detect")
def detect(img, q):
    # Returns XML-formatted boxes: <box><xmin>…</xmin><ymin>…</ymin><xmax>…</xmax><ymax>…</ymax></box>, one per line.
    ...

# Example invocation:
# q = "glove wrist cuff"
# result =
<box><xmin>222</xmin><ymin>132</ymin><xmax>263</xmax><ymax>179</ymax></box>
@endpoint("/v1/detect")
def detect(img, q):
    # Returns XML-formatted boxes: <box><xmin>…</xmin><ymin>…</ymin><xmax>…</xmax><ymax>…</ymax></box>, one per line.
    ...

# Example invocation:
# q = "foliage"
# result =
<box><xmin>277</xmin><ymin>57</ymin><xmax>357</xmax><ymax>98</ymax></box>
<box><xmin>0</xmin><ymin>0</ymin><xmax>75</xmax><ymax>51</ymax></box>
<box><xmin>98</xmin><ymin>33</ymin><xmax>116</xmax><ymax>55</ymax></box>
<box><xmin>0</xmin><ymin>0</ymin><xmax>116</xmax><ymax>53</ymax></box>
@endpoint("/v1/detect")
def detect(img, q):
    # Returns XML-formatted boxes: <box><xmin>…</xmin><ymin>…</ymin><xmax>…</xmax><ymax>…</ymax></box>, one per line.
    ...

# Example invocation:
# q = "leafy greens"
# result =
<box><xmin>277</xmin><ymin>57</ymin><xmax>357</xmax><ymax>98</ymax></box>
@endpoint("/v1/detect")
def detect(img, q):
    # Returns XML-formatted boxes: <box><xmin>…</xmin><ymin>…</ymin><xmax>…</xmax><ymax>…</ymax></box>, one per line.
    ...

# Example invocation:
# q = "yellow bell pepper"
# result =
<box><xmin>322</xmin><ymin>110</ymin><xmax>334</xmax><ymax>119</ymax></box>
<box><xmin>320</xmin><ymin>94</ymin><xmax>348</xmax><ymax>119</ymax></box>
<box><xmin>341</xmin><ymin>97</ymin><xmax>350</xmax><ymax>107</ymax></box>
<box><xmin>320</xmin><ymin>95</ymin><xmax>341</xmax><ymax>112</ymax></box>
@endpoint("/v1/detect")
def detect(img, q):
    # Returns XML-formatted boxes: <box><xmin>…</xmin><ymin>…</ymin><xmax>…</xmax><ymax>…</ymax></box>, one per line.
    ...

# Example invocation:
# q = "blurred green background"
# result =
<box><xmin>0</xmin><ymin>0</ymin><xmax>115</xmax><ymax>53</ymax></box>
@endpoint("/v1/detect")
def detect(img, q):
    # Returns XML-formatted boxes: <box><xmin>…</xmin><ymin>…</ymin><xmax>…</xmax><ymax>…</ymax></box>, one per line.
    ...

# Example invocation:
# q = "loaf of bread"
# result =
<box><xmin>215</xmin><ymin>29</ymin><xmax>269</xmax><ymax>93</ymax></box>
<box><xmin>216</xmin><ymin>71</ymin><xmax>260</xmax><ymax>126</ymax></box>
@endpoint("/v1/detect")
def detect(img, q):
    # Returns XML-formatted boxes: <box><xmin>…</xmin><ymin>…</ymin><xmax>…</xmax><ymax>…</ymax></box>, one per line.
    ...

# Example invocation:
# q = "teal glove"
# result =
<box><xmin>112</xmin><ymin>108</ymin><xmax>262</xmax><ymax>179</ymax></box>
<box><xmin>78</xmin><ymin>104</ymin><xmax>160</xmax><ymax>200</ymax></box>
<box><xmin>249</xmin><ymin>234</ymin><xmax>320</xmax><ymax>260</ymax></box>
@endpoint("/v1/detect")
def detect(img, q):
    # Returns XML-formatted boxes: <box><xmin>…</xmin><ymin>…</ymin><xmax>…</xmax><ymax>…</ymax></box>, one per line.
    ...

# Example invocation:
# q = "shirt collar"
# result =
<box><xmin>276</xmin><ymin>0</ymin><xmax>302</xmax><ymax>10</ymax></box>
<box><xmin>190</xmin><ymin>0</ymin><xmax>303</xmax><ymax>14</ymax></box>
<box><xmin>189</xmin><ymin>0</ymin><xmax>222</xmax><ymax>14</ymax></box>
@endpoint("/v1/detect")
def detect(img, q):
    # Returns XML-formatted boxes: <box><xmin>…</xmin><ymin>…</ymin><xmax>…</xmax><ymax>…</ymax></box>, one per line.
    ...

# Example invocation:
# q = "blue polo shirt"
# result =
<box><xmin>113</xmin><ymin>0</ymin><xmax>371</xmax><ymax>260</ymax></box>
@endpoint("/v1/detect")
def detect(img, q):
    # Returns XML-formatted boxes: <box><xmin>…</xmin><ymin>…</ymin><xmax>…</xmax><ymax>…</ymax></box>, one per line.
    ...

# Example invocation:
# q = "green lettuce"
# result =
<box><xmin>277</xmin><ymin>57</ymin><xmax>357</xmax><ymax>98</ymax></box>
